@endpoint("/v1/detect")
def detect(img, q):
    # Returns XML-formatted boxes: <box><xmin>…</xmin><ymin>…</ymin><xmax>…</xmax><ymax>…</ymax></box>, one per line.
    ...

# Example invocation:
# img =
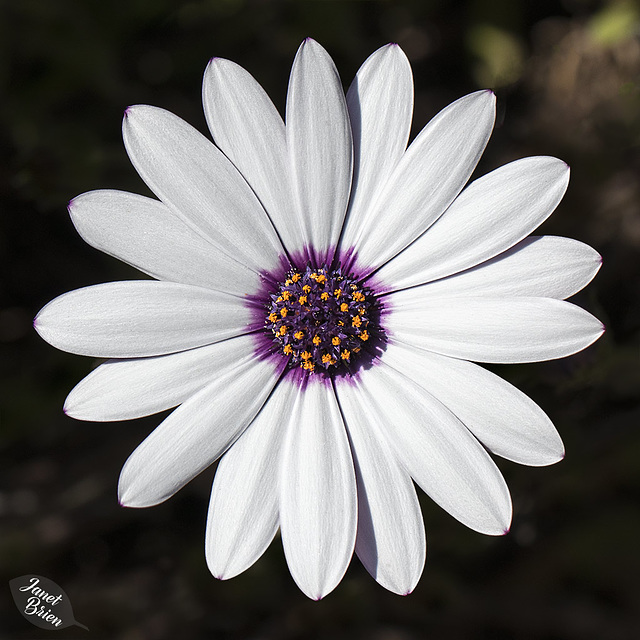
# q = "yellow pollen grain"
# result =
<box><xmin>341</xmin><ymin>349</ymin><xmax>350</xmax><ymax>360</ymax></box>
<box><xmin>302</xmin><ymin>284</ymin><xmax>311</xmax><ymax>293</ymax></box>
<box><xmin>316</xmin><ymin>274</ymin><xmax>326</xmax><ymax>284</ymax></box>
<box><xmin>278</xmin><ymin>325</ymin><xmax>287</xmax><ymax>336</ymax></box>
<box><xmin>282</xmin><ymin>291</ymin><xmax>291</xmax><ymax>300</ymax></box>
<box><xmin>302</xmin><ymin>360</ymin><xmax>314</xmax><ymax>371</ymax></box>
<box><xmin>322</xmin><ymin>353</ymin><xmax>332</xmax><ymax>364</ymax></box>
<box><xmin>298</xmin><ymin>295</ymin><xmax>307</xmax><ymax>305</ymax></box>
<box><xmin>312</xmin><ymin>335</ymin><xmax>321</xmax><ymax>346</ymax></box>
<box><xmin>283</xmin><ymin>344</ymin><xmax>292</xmax><ymax>355</ymax></box>
<box><xmin>360</xmin><ymin>330</ymin><xmax>369</xmax><ymax>341</ymax></box>
<box><xmin>268</xmin><ymin>312</ymin><xmax>277</xmax><ymax>323</ymax></box>
<box><xmin>320</xmin><ymin>292</ymin><xmax>329</xmax><ymax>301</ymax></box>
<box><xmin>280</xmin><ymin>308</ymin><xmax>288</xmax><ymax>318</ymax></box>
<box><xmin>294</xmin><ymin>330</ymin><xmax>304</xmax><ymax>340</ymax></box>
<box><xmin>352</xmin><ymin>315</ymin><xmax>362</xmax><ymax>327</ymax></box>
<box><xmin>340</xmin><ymin>302</ymin><xmax>349</xmax><ymax>312</ymax></box>
<box><xmin>352</xmin><ymin>291</ymin><xmax>365</xmax><ymax>302</ymax></box>
<box><xmin>334</xmin><ymin>289</ymin><xmax>342</xmax><ymax>298</ymax></box>
<box><xmin>291</xmin><ymin>273</ymin><xmax>301</xmax><ymax>282</ymax></box>
<box><xmin>276</xmin><ymin>296</ymin><xmax>283</xmax><ymax>303</ymax></box>
<box><xmin>301</xmin><ymin>350</ymin><xmax>311</xmax><ymax>360</ymax></box>
<box><xmin>331</xmin><ymin>336</ymin><xmax>340</xmax><ymax>346</ymax></box>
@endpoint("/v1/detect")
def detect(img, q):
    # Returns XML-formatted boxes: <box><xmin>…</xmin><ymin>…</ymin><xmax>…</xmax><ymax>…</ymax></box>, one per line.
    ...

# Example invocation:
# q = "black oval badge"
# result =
<box><xmin>9</xmin><ymin>575</ymin><xmax>89</xmax><ymax>631</ymax></box>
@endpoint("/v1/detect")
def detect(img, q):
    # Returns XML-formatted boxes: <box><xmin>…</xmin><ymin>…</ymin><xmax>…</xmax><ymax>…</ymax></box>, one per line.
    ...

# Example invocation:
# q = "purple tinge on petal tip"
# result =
<box><xmin>503</xmin><ymin>525</ymin><xmax>511</xmax><ymax>536</ymax></box>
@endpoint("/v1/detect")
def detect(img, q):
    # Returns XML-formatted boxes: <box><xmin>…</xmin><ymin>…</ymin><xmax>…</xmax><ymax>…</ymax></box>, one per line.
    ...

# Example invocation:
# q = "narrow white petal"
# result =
<box><xmin>65</xmin><ymin>334</ymin><xmax>260</xmax><ymax>422</ymax></box>
<box><xmin>206</xmin><ymin>380</ymin><xmax>294</xmax><ymax>580</ymax></box>
<box><xmin>123</xmin><ymin>105</ymin><xmax>284</xmax><ymax>275</ymax></box>
<box><xmin>351</xmin><ymin>91</ymin><xmax>495</xmax><ymax>271</ymax></box>
<box><xmin>69</xmin><ymin>190</ymin><xmax>259</xmax><ymax>294</ymax></box>
<box><xmin>340</xmin><ymin>44</ymin><xmax>413</xmax><ymax>251</ymax></box>
<box><xmin>385</xmin><ymin>236</ymin><xmax>602</xmax><ymax>300</ymax></box>
<box><xmin>203</xmin><ymin>58</ymin><xmax>303</xmax><ymax>254</ymax></box>
<box><xmin>357</xmin><ymin>362</ymin><xmax>512</xmax><ymax>535</ymax></box>
<box><xmin>337</xmin><ymin>383</ymin><xmax>426</xmax><ymax>594</ymax></box>
<box><xmin>279</xmin><ymin>375</ymin><xmax>357</xmax><ymax>600</ymax></box>
<box><xmin>286</xmin><ymin>39</ymin><xmax>353</xmax><ymax>263</ymax></box>
<box><xmin>386</xmin><ymin>295</ymin><xmax>605</xmax><ymax>363</ymax></box>
<box><xmin>34</xmin><ymin>281</ymin><xmax>252</xmax><ymax>358</ymax></box>
<box><xmin>118</xmin><ymin>356</ymin><xmax>283</xmax><ymax>507</ymax></box>
<box><xmin>382</xmin><ymin>342</ymin><xmax>564</xmax><ymax>466</ymax></box>
<box><xmin>378</xmin><ymin>157</ymin><xmax>571</xmax><ymax>289</ymax></box>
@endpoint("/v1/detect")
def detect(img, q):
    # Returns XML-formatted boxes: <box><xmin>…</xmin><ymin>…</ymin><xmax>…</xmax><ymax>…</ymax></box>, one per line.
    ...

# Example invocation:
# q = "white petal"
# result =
<box><xmin>377</xmin><ymin>157</ymin><xmax>571</xmax><ymax>289</ymax></box>
<box><xmin>356</xmin><ymin>362</ymin><xmax>512</xmax><ymax>535</ymax></box>
<box><xmin>340</xmin><ymin>44</ymin><xmax>413</xmax><ymax>253</ymax></box>
<box><xmin>123</xmin><ymin>105</ymin><xmax>284</xmax><ymax>275</ymax></box>
<box><xmin>336</xmin><ymin>383</ymin><xmax>426</xmax><ymax>594</ymax></box>
<box><xmin>286</xmin><ymin>39</ymin><xmax>353</xmax><ymax>264</ymax></box>
<box><xmin>34</xmin><ymin>281</ymin><xmax>252</xmax><ymax>358</ymax></box>
<box><xmin>69</xmin><ymin>190</ymin><xmax>259</xmax><ymax>294</ymax></box>
<box><xmin>279</xmin><ymin>375</ymin><xmax>357</xmax><ymax>600</ymax></box>
<box><xmin>64</xmin><ymin>334</ymin><xmax>260</xmax><ymax>421</ymax></box>
<box><xmin>381</xmin><ymin>342</ymin><xmax>564</xmax><ymax>466</ymax></box>
<box><xmin>118</xmin><ymin>355</ymin><xmax>283</xmax><ymax>507</ymax></box>
<box><xmin>203</xmin><ymin>58</ymin><xmax>303</xmax><ymax>254</ymax></box>
<box><xmin>386</xmin><ymin>295</ymin><xmax>605</xmax><ymax>363</ymax></box>
<box><xmin>386</xmin><ymin>236</ymin><xmax>602</xmax><ymax>300</ymax></box>
<box><xmin>351</xmin><ymin>91</ymin><xmax>495</xmax><ymax>271</ymax></box>
<box><xmin>206</xmin><ymin>380</ymin><xmax>294</xmax><ymax>580</ymax></box>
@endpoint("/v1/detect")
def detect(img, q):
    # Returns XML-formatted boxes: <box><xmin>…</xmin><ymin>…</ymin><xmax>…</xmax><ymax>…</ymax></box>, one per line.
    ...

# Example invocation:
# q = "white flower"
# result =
<box><xmin>35</xmin><ymin>39</ymin><xmax>604</xmax><ymax>600</ymax></box>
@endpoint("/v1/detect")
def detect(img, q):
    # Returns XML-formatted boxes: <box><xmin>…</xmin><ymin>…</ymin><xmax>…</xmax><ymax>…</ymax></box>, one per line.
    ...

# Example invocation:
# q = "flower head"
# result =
<box><xmin>35</xmin><ymin>39</ymin><xmax>604</xmax><ymax>600</ymax></box>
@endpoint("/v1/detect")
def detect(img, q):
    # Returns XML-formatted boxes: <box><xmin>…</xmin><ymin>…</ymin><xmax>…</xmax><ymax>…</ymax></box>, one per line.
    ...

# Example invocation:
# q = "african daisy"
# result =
<box><xmin>35</xmin><ymin>39</ymin><xmax>604</xmax><ymax>600</ymax></box>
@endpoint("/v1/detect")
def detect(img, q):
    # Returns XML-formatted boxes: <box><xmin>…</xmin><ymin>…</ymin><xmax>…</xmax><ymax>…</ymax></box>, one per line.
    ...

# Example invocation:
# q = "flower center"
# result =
<box><xmin>265</xmin><ymin>264</ymin><xmax>379</xmax><ymax>375</ymax></box>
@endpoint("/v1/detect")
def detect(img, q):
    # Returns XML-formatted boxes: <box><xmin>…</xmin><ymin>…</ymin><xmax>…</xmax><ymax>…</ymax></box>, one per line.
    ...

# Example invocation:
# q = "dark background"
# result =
<box><xmin>1</xmin><ymin>0</ymin><xmax>639</xmax><ymax>638</ymax></box>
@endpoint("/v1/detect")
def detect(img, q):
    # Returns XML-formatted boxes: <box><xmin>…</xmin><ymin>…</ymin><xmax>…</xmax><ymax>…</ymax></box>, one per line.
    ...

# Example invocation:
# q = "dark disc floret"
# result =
<box><xmin>265</xmin><ymin>264</ymin><xmax>379</xmax><ymax>375</ymax></box>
